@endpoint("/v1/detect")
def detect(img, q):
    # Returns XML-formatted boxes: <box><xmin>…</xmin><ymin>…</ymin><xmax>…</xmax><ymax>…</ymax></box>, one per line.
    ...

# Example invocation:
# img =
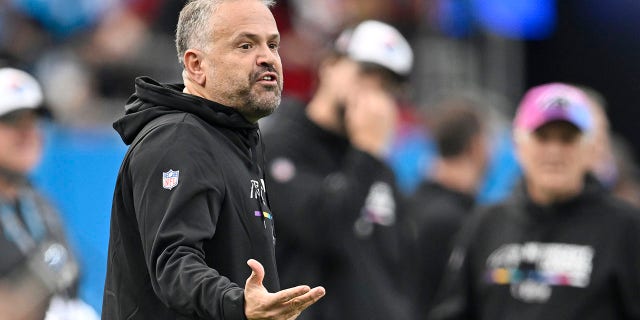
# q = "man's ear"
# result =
<box><xmin>512</xmin><ymin>129</ymin><xmax>527</xmax><ymax>166</ymax></box>
<box><xmin>183</xmin><ymin>49</ymin><xmax>206</xmax><ymax>86</ymax></box>
<box><xmin>468</xmin><ymin>134</ymin><xmax>489</xmax><ymax>168</ymax></box>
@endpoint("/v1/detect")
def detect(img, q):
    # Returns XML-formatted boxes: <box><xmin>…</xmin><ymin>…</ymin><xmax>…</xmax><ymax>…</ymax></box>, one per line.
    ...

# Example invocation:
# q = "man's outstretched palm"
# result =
<box><xmin>244</xmin><ymin>259</ymin><xmax>325</xmax><ymax>320</ymax></box>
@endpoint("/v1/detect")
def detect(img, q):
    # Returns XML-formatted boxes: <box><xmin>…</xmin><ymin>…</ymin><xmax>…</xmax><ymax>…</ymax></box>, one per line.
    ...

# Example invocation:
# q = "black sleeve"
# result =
<box><xmin>130</xmin><ymin>122</ymin><xmax>245</xmax><ymax>320</ymax></box>
<box><xmin>616</xmin><ymin>208</ymin><xmax>640</xmax><ymax>319</ymax></box>
<box><xmin>407</xmin><ymin>205</ymin><xmax>465</xmax><ymax>316</ymax></box>
<box><xmin>427</xmin><ymin>211</ymin><xmax>481</xmax><ymax>320</ymax></box>
<box><xmin>266</xmin><ymin>144</ymin><xmax>398</xmax><ymax>253</ymax></box>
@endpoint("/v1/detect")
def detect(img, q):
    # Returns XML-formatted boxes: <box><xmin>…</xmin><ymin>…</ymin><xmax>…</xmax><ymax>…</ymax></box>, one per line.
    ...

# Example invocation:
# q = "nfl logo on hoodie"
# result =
<box><xmin>162</xmin><ymin>170</ymin><xmax>179</xmax><ymax>190</ymax></box>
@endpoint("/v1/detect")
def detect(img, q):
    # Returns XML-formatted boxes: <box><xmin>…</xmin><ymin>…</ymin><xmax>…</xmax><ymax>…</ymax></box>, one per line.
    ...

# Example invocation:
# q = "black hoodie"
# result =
<box><xmin>102</xmin><ymin>77</ymin><xmax>279</xmax><ymax>320</ymax></box>
<box><xmin>428</xmin><ymin>176</ymin><xmax>640</xmax><ymax>320</ymax></box>
<box><xmin>262</xmin><ymin>99</ymin><xmax>413</xmax><ymax>320</ymax></box>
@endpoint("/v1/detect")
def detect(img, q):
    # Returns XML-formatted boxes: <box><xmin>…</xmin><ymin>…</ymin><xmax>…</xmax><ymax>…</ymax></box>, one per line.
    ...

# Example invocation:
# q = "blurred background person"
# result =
<box><xmin>581</xmin><ymin>87</ymin><xmax>640</xmax><ymax>207</ymax></box>
<box><xmin>0</xmin><ymin>0</ymin><xmax>639</xmax><ymax>314</ymax></box>
<box><xmin>609</xmin><ymin>135</ymin><xmax>640</xmax><ymax>207</ymax></box>
<box><xmin>0</xmin><ymin>67</ymin><xmax>97</xmax><ymax>319</ymax></box>
<box><xmin>401</xmin><ymin>97</ymin><xmax>489</xmax><ymax>318</ymax></box>
<box><xmin>428</xmin><ymin>83</ymin><xmax>640</xmax><ymax>320</ymax></box>
<box><xmin>262</xmin><ymin>20</ymin><xmax>414</xmax><ymax>320</ymax></box>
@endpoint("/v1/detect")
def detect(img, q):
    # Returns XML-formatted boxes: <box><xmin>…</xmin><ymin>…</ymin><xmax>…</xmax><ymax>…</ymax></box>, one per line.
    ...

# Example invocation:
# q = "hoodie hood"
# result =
<box><xmin>114</xmin><ymin>76</ymin><xmax>258</xmax><ymax>145</ymax></box>
<box><xmin>512</xmin><ymin>174</ymin><xmax>605</xmax><ymax>221</ymax></box>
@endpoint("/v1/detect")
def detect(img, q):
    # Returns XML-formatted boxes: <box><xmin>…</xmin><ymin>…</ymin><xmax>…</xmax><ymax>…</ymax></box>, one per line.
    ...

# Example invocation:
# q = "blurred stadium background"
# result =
<box><xmin>2</xmin><ymin>0</ymin><xmax>638</xmax><ymax>313</ymax></box>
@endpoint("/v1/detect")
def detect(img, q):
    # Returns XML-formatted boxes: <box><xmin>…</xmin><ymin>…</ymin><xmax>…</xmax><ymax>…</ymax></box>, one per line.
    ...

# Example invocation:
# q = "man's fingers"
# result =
<box><xmin>288</xmin><ymin>286</ymin><xmax>326</xmax><ymax>313</ymax></box>
<box><xmin>245</xmin><ymin>267</ymin><xmax>324</xmax><ymax>319</ymax></box>
<box><xmin>273</xmin><ymin>285</ymin><xmax>311</xmax><ymax>303</ymax></box>
<box><xmin>306</xmin><ymin>286</ymin><xmax>326</xmax><ymax>303</ymax></box>
<box><xmin>245</xmin><ymin>259</ymin><xmax>265</xmax><ymax>288</ymax></box>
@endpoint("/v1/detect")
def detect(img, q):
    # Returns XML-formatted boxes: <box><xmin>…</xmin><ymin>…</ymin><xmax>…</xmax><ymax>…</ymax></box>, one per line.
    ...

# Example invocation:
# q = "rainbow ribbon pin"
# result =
<box><xmin>254</xmin><ymin>211</ymin><xmax>272</xmax><ymax>220</ymax></box>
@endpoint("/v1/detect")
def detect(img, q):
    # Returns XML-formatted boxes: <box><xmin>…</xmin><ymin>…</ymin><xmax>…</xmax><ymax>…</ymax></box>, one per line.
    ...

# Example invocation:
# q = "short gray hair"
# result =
<box><xmin>175</xmin><ymin>0</ymin><xmax>276</xmax><ymax>68</ymax></box>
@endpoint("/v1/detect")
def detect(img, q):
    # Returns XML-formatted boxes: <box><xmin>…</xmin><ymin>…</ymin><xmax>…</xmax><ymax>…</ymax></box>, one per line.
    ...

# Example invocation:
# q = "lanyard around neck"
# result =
<box><xmin>0</xmin><ymin>190</ymin><xmax>47</xmax><ymax>254</ymax></box>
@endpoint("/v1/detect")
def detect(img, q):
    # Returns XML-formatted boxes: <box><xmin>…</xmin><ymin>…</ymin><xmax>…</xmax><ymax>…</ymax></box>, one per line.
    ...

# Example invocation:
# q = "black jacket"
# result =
<box><xmin>0</xmin><ymin>184</ymin><xmax>79</xmax><ymax>296</ymax></box>
<box><xmin>262</xmin><ymin>99</ymin><xmax>412</xmax><ymax>320</ymax></box>
<box><xmin>102</xmin><ymin>77</ymin><xmax>279</xmax><ymax>320</ymax></box>
<box><xmin>428</xmin><ymin>176</ymin><xmax>640</xmax><ymax>320</ymax></box>
<box><xmin>402</xmin><ymin>181</ymin><xmax>475</xmax><ymax>317</ymax></box>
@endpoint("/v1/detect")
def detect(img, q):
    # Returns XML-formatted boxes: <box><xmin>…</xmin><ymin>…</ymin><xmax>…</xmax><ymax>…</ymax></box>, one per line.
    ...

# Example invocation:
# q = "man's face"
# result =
<box><xmin>0</xmin><ymin>110</ymin><xmax>42</xmax><ymax>174</ymax></box>
<box><xmin>203</xmin><ymin>0</ymin><xmax>282</xmax><ymax>122</ymax></box>
<box><xmin>516</xmin><ymin>121</ymin><xmax>592</xmax><ymax>198</ymax></box>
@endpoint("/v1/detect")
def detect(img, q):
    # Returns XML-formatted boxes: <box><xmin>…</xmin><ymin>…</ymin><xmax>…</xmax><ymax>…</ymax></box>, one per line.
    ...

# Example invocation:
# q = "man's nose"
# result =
<box><xmin>544</xmin><ymin>138</ymin><xmax>567</xmax><ymax>154</ymax></box>
<box><xmin>256</xmin><ymin>44</ymin><xmax>278</xmax><ymax>67</ymax></box>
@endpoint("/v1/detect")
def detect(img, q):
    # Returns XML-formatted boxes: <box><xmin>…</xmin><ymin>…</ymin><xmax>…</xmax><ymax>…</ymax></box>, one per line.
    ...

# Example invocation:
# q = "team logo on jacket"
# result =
<box><xmin>354</xmin><ymin>182</ymin><xmax>396</xmax><ymax>238</ymax></box>
<box><xmin>249</xmin><ymin>179</ymin><xmax>267</xmax><ymax>205</ymax></box>
<box><xmin>485</xmin><ymin>242</ymin><xmax>594</xmax><ymax>303</ymax></box>
<box><xmin>269</xmin><ymin>157</ymin><xmax>296</xmax><ymax>183</ymax></box>
<box><xmin>162</xmin><ymin>170</ymin><xmax>180</xmax><ymax>190</ymax></box>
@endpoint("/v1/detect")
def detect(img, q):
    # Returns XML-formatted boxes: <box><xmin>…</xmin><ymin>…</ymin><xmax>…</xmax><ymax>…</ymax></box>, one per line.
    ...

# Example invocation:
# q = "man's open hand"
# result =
<box><xmin>244</xmin><ymin>259</ymin><xmax>325</xmax><ymax>320</ymax></box>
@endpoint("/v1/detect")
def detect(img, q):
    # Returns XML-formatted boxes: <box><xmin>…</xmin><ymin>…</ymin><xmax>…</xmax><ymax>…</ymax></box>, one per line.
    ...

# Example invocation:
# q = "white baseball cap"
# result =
<box><xmin>0</xmin><ymin>67</ymin><xmax>45</xmax><ymax>117</ymax></box>
<box><xmin>335</xmin><ymin>20</ymin><xmax>414</xmax><ymax>77</ymax></box>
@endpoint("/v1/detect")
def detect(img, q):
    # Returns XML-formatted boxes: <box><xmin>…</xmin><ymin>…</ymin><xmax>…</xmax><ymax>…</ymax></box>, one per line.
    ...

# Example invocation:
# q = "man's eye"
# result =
<box><xmin>240</xmin><ymin>44</ymin><xmax>252</xmax><ymax>49</ymax></box>
<box><xmin>269</xmin><ymin>43</ymin><xmax>280</xmax><ymax>50</ymax></box>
